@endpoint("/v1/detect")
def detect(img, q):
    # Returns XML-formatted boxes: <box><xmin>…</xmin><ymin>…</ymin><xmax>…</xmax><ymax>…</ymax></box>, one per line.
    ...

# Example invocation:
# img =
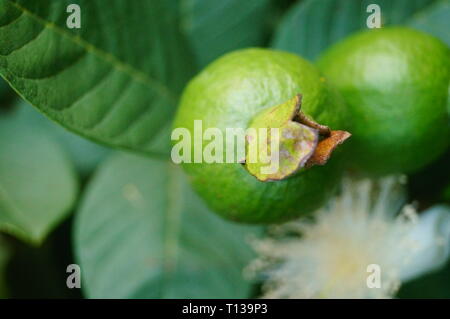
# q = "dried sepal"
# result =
<box><xmin>244</xmin><ymin>94</ymin><xmax>351</xmax><ymax>181</ymax></box>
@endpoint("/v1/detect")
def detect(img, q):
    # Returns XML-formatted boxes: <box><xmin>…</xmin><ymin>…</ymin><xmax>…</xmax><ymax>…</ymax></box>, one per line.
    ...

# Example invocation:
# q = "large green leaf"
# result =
<box><xmin>0</xmin><ymin>0</ymin><xmax>195</xmax><ymax>155</ymax></box>
<box><xmin>0</xmin><ymin>109</ymin><xmax>78</xmax><ymax>244</ymax></box>
<box><xmin>14</xmin><ymin>101</ymin><xmax>110</xmax><ymax>176</ymax></box>
<box><xmin>272</xmin><ymin>0</ymin><xmax>438</xmax><ymax>60</ymax></box>
<box><xmin>180</xmin><ymin>0</ymin><xmax>272</xmax><ymax>68</ymax></box>
<box><xmin>407</xmin><ymin>0</ymin><xmax>450</xmax><ymax>45</ymax></box>
<box><xmin>74</xmin><ymin>153</ymin><xmax>260</xmax><ymax>298</ymax></box>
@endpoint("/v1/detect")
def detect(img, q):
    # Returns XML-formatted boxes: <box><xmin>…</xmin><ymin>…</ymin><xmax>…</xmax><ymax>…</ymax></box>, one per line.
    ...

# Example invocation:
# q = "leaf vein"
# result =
<box><xmin>6</xmin><ymin>0</ymin><xmax>177</xmax><ymax>103</ymax></box>
<box><xmin>87</xmin><ymin>78</ymin><xmax>135</xmax><ymax>131</ymax></box>
<box><xmin>0</xmin><ymin>8</ymin><xmax>22</xmax><ymax>28</ymax></box>
<box><xmin>0</xmin><ymin>23</ymin><xmax>44</xmax><ymax>56</ymax></box>
<box><xmin>60</xmin><ymin>65</ymin><xmax>114</xmax><ymax>111</ymax></box>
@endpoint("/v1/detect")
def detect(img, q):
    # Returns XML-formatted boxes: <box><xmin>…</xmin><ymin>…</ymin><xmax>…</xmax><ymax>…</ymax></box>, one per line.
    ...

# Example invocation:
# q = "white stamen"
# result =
<box><xmin>247</xmin><ymin>176</ymin><xmax>436</xmax><ymax>299</ymax></box>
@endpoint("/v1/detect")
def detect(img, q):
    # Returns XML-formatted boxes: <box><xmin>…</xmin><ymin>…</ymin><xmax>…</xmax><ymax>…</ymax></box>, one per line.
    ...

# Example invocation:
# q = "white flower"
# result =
<box><xmin>248</xmin><ymin>176</ymin><xmax>450</xmax><ymax>299</ymax></box>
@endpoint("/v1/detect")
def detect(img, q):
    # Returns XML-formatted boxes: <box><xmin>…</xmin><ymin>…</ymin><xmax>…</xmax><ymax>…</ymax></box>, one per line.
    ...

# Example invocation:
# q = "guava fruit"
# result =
<box><xmin>317</xmin><ymin>27</ymin><xmax>450</xmax><ymax>176</ymax></box>
<box><xmin>173</xmin><ymin>48</ymin><xmax>350</xmax><ymax>223</ymax></box>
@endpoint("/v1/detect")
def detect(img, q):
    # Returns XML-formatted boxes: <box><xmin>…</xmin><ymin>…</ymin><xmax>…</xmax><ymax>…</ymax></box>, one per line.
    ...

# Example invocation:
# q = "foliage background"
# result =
<box><xmin>0</xmin><ymin>0</ymin><xmax>449</xmax><ymax>298</ymax></box>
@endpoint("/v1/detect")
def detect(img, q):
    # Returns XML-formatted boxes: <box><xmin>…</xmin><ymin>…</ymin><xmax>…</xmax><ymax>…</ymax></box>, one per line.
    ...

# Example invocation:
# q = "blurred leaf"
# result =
<box><xmin>0</xmin><ymin>0</ymin><xmax>195</xmax><ymax>155</ymax></box>
<box><xmin>407</xmin><ymin>0</ymin><xmax>450</xmax><ymax>46</ymax></box>
<box><xmin>398</xmin><ymin>260</ymin><xmax>450</xmax><ymax>298</ymax></box>
<box><xmin>14</xmin><ymin>101</ymin><xmax>110</xmax><ymax>176</ymax></box>
<box><xmin>271</xmin><ymin>0</ymin><xmax>298</xmax><ymax>12</ymax></box>
<box><xmin>0</xmin><ymin>237</ymin><xmax>10</xmax><ymax>298</ymax></box>
<box><xmin>272</xmin><ymin>0</ymin><xmax>437</xmax><ymax>60</ymax></box>
<box><xmin>75</xmin><ymin>153</ymin><xmax>260</xmax><ymax>298</ymax></box>
<box><xmin>0</xmin><ymin>110</ymin><xmax>78</xmax><ymax>244</ymax></box>
<box><xmin>443</xmin><ymin>183</ymin><xmax>450</xmax><ymax>202</ymax></box>
<box><xmin>180</xmin><ymin>0</ymin><xmax>272</xmax><ymax>68</ymax></box>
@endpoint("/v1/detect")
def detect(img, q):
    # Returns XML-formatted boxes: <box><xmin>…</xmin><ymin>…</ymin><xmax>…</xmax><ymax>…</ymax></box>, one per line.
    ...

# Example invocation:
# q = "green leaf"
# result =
<box><xmin>14</xmin><ymin>101</ymin><xmax>110</xmax><ymax>175</ymax></box>
<box><xmin>180</xmin><ymin>0</ymin><xmax>272</xmax><ymax>68</ymax></box>
<box><xmin>272</xmin><ymin>0</ymin><xmax>437</xmax><ymax>60</ymax></box>
<box><xmin>0</xmin><ymin>109</ymin><xmax>78</xmax><ymax>244</ymax></box>
<box><xmin>407</xmin><ymin>0</ymin><xmax>450</xmax><ymax>46</ymax></box>
<box><xmin>0</xmin><ymin>0</ymin><xmax>196</xmax><ymax>155</ymax></box>
<box><xmin>74</xmin><ymin>153</ymin><xmax>260</xmax><ymax>298</ymax></box>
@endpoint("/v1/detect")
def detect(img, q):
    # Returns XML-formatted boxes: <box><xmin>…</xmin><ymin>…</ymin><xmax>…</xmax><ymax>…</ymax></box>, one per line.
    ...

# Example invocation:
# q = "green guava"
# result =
<box><xmin>317</xmin><ymin>27</ymin><xmax>450</xmax><ymax>176</ymax></box>
<box><xmin>173</xmin><ymin>48</ymin><xmax>350</xmax><ymax>223</ymax></box>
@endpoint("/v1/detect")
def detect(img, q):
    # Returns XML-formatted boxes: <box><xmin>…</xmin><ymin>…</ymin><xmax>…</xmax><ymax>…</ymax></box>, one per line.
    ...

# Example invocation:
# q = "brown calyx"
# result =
<box><xmin>293</xmin><ymin>94</ymin><xmax>351</xmax><ymax>168</ymax></box>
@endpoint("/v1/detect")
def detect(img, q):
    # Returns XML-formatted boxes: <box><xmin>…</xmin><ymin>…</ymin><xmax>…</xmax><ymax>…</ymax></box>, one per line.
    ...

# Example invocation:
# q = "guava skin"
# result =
<box><xmin>173</xmin><ymin>48</ymin><xmax>349</xmax><ymax>223</ymax></box>
<box><xmin>317</xmin><ymin>27</ymin><xmax>450</xmax><ymax>176</ymax></box>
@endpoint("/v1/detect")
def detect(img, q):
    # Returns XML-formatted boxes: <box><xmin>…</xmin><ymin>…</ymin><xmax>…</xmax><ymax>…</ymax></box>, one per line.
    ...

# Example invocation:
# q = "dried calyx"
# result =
<box><xmin>244</xmin><ymin>94</ymin><xmax>351</xmax><ymax>182</ymax></box>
